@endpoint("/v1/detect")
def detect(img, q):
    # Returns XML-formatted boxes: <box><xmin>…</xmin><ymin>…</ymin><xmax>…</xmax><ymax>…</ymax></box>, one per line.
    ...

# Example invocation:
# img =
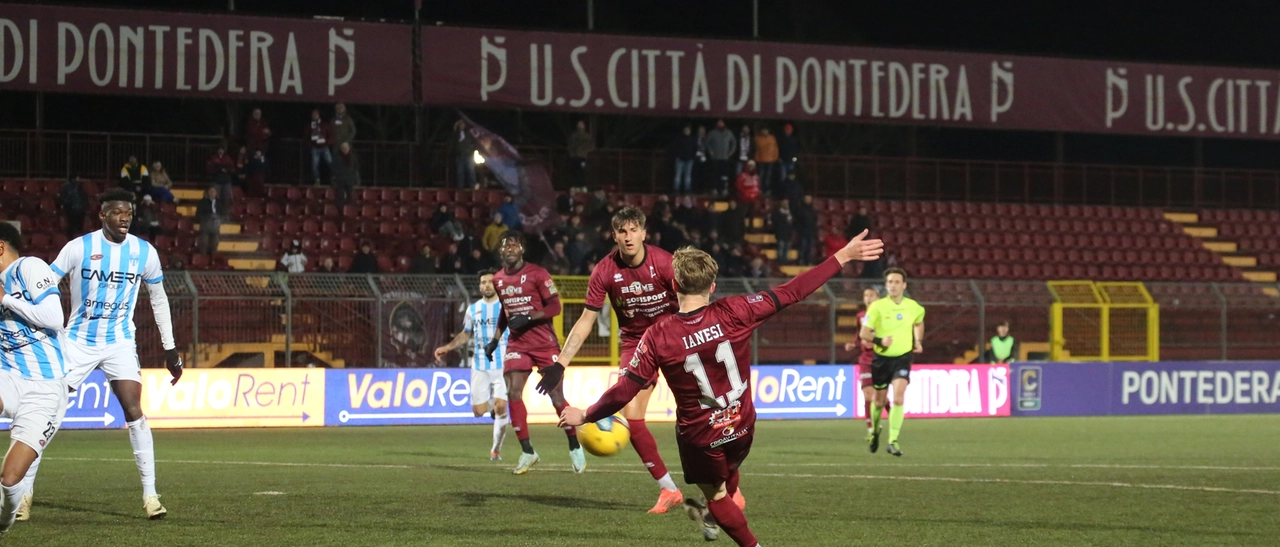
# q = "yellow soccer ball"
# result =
<box><xmin>577</xmin><ymin>415</ymin><xmax>631</xmax><ymax>457</ymax></box>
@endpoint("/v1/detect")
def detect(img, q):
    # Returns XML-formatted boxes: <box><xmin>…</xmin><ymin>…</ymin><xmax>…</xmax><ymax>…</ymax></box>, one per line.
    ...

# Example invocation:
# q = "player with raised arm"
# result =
<box><xmin>0</xmin><ymin>224</ymin><xmax>69</xmax><ymax>537</ymax></box>
<box><xmin>19</xmin><ymin>189</ymin><xmax>184</xmax><ymax>521</ymax></box>
<box><xmin>433</xmin><ymin>269</ymin><xmax>510</xmax><ymax>460</ymax></box>
<box><xmin>860</xmin><ymin>268</ymin><xmax>925</xmax><ymax>457</ymax></box>
<box><xmin>485</xmin><ymin>230</ymin><xmax>584</xmax><ymax>475</ymax></box>
<box><xmin>559</xmin><ymin>231</ymin><xmax>883</xmax><ymax>547</ymax></box>
<box><xmin>547</xmin><ymin>207</ymin><xmax>685</xmax><ymax>513</ymax></box>
<box><xmin>844</xmin><ymin>287</ymin><xmax>889</xmax><ymax>441</ymax></box>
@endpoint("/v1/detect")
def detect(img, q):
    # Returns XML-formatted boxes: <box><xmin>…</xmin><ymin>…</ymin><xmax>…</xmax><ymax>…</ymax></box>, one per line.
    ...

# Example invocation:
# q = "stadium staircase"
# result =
<box><xmin>1174</xmin><ymin>209</ymin><xmax>1280</xmax><ymax>295</ymax></box>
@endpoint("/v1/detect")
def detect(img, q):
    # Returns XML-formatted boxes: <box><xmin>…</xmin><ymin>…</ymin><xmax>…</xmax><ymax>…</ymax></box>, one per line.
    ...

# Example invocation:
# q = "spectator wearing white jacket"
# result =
<box><xmin>280</xmin><ymin>240</ymin><xmax>308</xmax><ymax>273</ymax></box>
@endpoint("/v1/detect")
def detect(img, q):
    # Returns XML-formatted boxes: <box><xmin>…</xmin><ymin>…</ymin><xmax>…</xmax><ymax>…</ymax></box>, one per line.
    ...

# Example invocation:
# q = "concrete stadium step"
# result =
<box><xmin>228</xmin><ymin>258</ymin><xmax>278</xmax><ymax>270</ymax></box>
<box><xmin>1163</xmin><ymin>212</ymin><xmax>1198</xmax><ymax>223</ymax></box>
<box><xmin>172</xmin><ymin>188</ymin><xmax>205</xmax><ymax>201</ymax></box>
<box><xmin>1202</xmin><ymin>241</ymin><xmax>1238</xmax><ymax>253</ymax></box>
<box><xmin>1220</xmin><ymin>254</ymin><xmax>1258</xmax><ymax>268</ymax></box>
<box><xmin>216</xmin><ymin>240</ymin><xmax>259</xmax><ymax>253</ymax></box>
<box><xmin>744</xmin><ymin>233</ymin><xmax>777</xmax><ymax>244</ymax></box>
<box><xmin>1242</xmin><ymin>271</ymin><xmax>1277</xmax><ymax>282</ymax></box>
<box><xmin>1171</xmin><ymin>209</ymin><xmax>1280</xmax><ymax>290</ymax></box>
<box><xmin>1180</xmin><ymin>225</ymin><xmax>1218</xmax><ymax>238</ymax></box>
<box><xmin>762</xmin><ymin>248</ymin><xmax>798</xmax><ymax>260</ymax></box>
<box><xmin>194</xmin><ymin>223</ymin><xmax>242</xmax><ymax>235</ymax></box>
<box><xmin>778</xmin><ymin>265</ymin><xmax>812</xmax><ymax>276</ymax></box>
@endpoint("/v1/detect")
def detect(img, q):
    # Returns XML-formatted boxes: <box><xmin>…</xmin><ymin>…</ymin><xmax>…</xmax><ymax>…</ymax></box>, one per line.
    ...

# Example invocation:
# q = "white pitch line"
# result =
<box><xmin>756</xmin><ymin>462</ymin><xmax>1280</xmax><ymax>472</ymax></box>
<box><xmin>44</xmin><ymin>457</ymin><xmax>1280</xmax><ymax>496</ymax></box>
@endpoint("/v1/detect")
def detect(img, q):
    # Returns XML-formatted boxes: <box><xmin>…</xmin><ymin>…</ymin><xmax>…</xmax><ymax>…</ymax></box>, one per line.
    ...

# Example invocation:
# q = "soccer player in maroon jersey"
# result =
<box><xmin>484</xmin><ymin>230</ymin><xmax>585</xmax><ymax>475</ymax></box>
<box><xmin>551</xmin><ymin>207</ymin><xmax>685</xmax><ymax>514</ymax></box>
<box><xmin>845</xmin><ymin>286</ymin><xmax>887</xmax><ymax>440</ymax></box>
<box><xmin>559</xmin><ymin>230</ymin><xmax>883</xmax><ymax>547</ymax></box>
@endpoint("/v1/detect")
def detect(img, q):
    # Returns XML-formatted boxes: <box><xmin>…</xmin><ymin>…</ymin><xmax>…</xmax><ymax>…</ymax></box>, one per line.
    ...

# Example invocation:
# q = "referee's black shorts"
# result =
<box><xmin>871</xmin><ymin>353</ymin><xmax>913</xmax><ymax>389</ymax></box>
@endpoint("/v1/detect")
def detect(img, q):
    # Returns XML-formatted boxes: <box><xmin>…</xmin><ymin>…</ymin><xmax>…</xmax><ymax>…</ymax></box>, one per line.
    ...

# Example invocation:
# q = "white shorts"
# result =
<box><xmin>61</xmin><ymin>337</ymin><xmax>142</xmax><ymax>389</ymax></box>
<box><xmin>0</xmin><ymin>373</ymin><xmax>68</xmax><ymax>455</ymax></box>
<box><xmin>470</xmin><ymin>368</ymin><xmax>508</xmax><ymax>406</ymax></box>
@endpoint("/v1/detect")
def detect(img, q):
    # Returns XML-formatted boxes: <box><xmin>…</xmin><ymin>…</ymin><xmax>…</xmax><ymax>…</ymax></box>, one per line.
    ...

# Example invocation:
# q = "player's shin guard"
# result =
<box><xmin>128</xmin><ymin>417</ymin><xmax>158</xmax><ymax>498</ymax></box>
<box><xmin>707</xmin><ymin>495</ymin><xmax>758</xmax><ymax>547</ymax></box>
<box><xmin>726</xmin><ymin>470</ymin><xmax>740</xmax><ymax>498</ymax></box>
<box><xmin>18</xmin><ymin>457</ymin><xmax>38</xmax><ymax>497</ymax></box>
<box><xmin>888</xmin><ymin>404</ymin><xmax>905</xmax><ymax>444</ymax></box>
<box><xmin>508</xmin><ymin>400</ymin><xmax>531</xmax><ymax>443</ymax></box>
<box><xmin>869</xmin><ymin>402</ymin><xmax>884</xmax><ymax>433</ymax></box>
<box><xmin>628</xmin><ymin>419</ymin><xmax>670</xmax><ymax>482</ymax></box>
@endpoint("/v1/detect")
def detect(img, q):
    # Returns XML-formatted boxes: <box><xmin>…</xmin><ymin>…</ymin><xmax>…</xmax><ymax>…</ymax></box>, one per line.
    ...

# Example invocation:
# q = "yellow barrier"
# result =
<box><xmin>1048</xmin><ymin>280</ymin><xmax>1159</xmax><ymax>362</ymax></box>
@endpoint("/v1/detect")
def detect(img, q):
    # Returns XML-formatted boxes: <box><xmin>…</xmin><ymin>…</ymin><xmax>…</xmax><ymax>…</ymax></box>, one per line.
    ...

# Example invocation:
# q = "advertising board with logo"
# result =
<box><xmin>854</xmin><ymin>364</ymin><xmax>1011</xmax><ymax>418</ymax></box>
<box><xmin>1012</xmin><ymin>362</ymin><xmax>1280</xmax><ymax>416</ymax></box>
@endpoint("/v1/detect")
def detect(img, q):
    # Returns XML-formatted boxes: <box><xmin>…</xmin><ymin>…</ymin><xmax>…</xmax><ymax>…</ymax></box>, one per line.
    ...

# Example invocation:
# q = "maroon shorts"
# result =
<box><xmin>857</xmin><ymin>364</ymin><xmax>875</xmax><ymax>389</ymax></box>
<box><xmin>620</xmin><ymin>344</ymin><xmax>657</xmax><ymax>389</ymax></box>
<box><xmin>677</xmin><ymin>430</ymin><xmax>754</xmax><ymax>486</ymax></box>
<box><xmin>503</xmin><ymin>346</ymin><xmax>560</xmax><ymax>373</ymax></box>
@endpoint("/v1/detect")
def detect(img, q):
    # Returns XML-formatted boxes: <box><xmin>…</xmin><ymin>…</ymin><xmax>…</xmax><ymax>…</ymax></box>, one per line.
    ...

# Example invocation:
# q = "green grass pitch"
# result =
<box><xmin>5</xmin><ymin>415</ymin><xmax>1278</xmax><ymax>546</ymax></box>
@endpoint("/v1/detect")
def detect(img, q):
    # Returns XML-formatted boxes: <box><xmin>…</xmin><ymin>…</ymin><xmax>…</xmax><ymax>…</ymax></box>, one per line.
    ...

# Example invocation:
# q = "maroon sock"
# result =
<box><xmin>551</xmin><ymin>400</ymin><xmax>578</xmax><ymax>438</ymax></box>
<box><xmin>863</xmin><ymin>399</ymin><xmax>873</xmax><ymax>429</ymax></box>
<box><xmin>627</xmin><ymin>419</ymin><xmax>669</xmax><ymax>481</ymax></box>
<box><xmin>726</xmin><ymin>470</ymin><xmax>740</xmax><ymax>498</ymax></box>
<box><xmin>707</xmin><ymin>496</ymin><xmax>758</xmax><ymax>547</ymax></box>
<box><xmin>509</xmin><ymin>399</ymin><xmax>530</xmax><ymax>441</ymax></box>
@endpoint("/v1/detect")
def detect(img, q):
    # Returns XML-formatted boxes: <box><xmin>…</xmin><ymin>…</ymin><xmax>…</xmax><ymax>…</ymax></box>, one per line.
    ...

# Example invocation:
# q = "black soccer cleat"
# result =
<box><xmin>868</xmin><ymin>429</ymin><xmax>880</xmax><ymax>453</ymax></box>
<box><xmin>886</xmin><ymin>442</ymin><xmax>903</xmax><ymax>457</ymax></box>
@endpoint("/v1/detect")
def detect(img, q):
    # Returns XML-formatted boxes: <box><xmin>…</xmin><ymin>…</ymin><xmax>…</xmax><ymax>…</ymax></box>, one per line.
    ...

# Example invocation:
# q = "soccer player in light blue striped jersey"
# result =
<box><xmin>0</xmin><ymin>223</ymin><xmax>69</xmax><ymax>536</ymax></box>
<box><xmin>434</xmin><ymin>269</ymin><xmax>510</xmax><ymax>460</ymax></box>
<box><xmin>19</xmin><ymin>189</ymin><xmax>184</xmax><ymax>522</ymax></box>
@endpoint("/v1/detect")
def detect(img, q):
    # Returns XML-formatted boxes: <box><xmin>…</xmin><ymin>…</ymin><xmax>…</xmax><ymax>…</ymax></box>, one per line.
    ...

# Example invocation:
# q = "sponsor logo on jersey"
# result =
<box><xmin>89</xmin><ymin>254</ymin><xmax>104</xmax><ymax>260</ymax></box>
<box><xmin>79</xmin><ymin>269</ymin><xmax>143</xmax><ymax>284</ymax></box>
<box><xmin>545</xmin><ymin>279</ymin><xmax>558</xmax><ymax>295</ymax></box>
<box><xmin>621</xmin><ymin>281</ymin><xmax>656</xmax><ymax>295</ymax></box>
<box><xmin>501</xmin><ymin>285</ymin><xmax>522</xmax><ymax>296</ymax></box>
<box><xmin>520</xmin><ymin>274</ymin><xmax>527</xmax><ymax>284</ymax></box>
<box><xmin>504</xmin><ymin>352</ymin><xmax>521</xmax><ymax>360</ymax></box>
<box><xmin>613</xmin><ymin>273</ymin><xmax>624</xmax><ymax>283</ymax></box>
<box><xmin>896</xmin><ymin>313</ymin><xmax>903</xmax><ymax>320</ymax></box>
<box><xmin>747</xmin><ymin>294</ymin><xmax>764</xmax><ymax>303</ymax></box>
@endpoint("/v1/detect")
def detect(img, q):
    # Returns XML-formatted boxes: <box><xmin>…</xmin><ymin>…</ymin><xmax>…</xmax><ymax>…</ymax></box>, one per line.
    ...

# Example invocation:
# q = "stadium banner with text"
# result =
<box><xmin>1011</xmin><ymin>362</ymin><xmax>1280</xmax><ymax>416</ymax></box>
<box><xmin>854</xmin><ymin>364</ymin><xmax>1012</xmax><ymax>418</ymax></box>
<box><xmin>0</xmin><ymin>3</ymin><xmax>413</xmax><ymax>104</ymax></box>
<box><xmin>424</xmin><ymin>26</ymin><xmax>1280</xmax><ymax>140</ymax></box>
<box><xmin>0</xmin><ymin>370</ymin><xmax>126</xmax><ymax>431</ymax></box>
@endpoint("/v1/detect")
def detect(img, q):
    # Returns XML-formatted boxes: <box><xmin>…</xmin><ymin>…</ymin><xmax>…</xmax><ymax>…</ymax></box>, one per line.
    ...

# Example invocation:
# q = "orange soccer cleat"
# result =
<box><xmin>648</xmin><ymin>488</ymin><xmax>685</xmax><ymax>514</ymax></box>
<box><xmin>731</xmin><ymin>488</ymin><xmax>746</xmax><ymax>511</ymax></box>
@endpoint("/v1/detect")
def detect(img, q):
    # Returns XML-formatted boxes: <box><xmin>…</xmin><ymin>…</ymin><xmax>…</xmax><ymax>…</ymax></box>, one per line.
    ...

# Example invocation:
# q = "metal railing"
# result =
<box><xmin>5</xmin><ymin>129</ymin><xmax>1280</xmax><ymax>210</ymax></box>
<box><xmin>119</xmin><ymin>272</ymin><xmax>1280</xmax><ymax>370</ymax></box>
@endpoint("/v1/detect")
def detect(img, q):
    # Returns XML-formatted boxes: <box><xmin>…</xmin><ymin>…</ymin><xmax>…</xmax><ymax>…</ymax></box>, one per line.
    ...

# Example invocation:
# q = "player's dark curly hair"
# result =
<box><xmin>500</xmin><ymin>229</ymin><xmax>525</xmax><ymax>247</ymax></box>
<box><xmin>0</xmin><ymin>222</ymin><xmax>23</xmax><ymax>253</ymax></box>
<box><xmin>99</xmin><ymin>189</ymin><xmax>137</xmax><ymax>208</ymax></box>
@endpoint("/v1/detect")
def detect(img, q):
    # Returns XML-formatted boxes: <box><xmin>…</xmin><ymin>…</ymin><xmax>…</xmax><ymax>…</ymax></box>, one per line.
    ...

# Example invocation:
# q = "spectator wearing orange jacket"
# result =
<box><xmin>754</xmin><ymin>127</ymin><xmax>779</xmax><ymax>195</ymax></box>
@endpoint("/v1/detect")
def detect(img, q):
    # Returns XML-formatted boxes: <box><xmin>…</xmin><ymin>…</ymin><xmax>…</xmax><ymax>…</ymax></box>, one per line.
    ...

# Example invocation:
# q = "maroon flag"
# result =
<box><xmin>456</xmin><ymin>114</ymin><xmax>558</xmax><ymax>234</ymax></box>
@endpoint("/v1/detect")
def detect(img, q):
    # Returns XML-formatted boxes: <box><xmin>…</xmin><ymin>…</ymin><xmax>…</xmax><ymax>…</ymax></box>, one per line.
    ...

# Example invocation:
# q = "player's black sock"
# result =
<box><xmin>520</xmin><ymin>438</ymin><xmax>535</xmax><ymax>454</ymax></box>
<box><xmin>567</xmin><ymin>436</ymin><xmax>581</xmax><ymax>450</ymax></box>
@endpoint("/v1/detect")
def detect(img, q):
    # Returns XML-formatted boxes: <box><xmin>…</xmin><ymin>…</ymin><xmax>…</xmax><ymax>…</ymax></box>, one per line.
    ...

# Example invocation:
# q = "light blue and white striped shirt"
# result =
<box><xmin>51</xmin><ymin>231</ymin><xmax>164</xmax><ymax>347</ymax></box>
<box><xmin>0</xmin><ymin>257</ymin><xmax>67</xmax><ymax>380</ymax></box>
<box><xmin>463</xmin><ymin>299</ymin><xmax>507</xmax><ymax>371</ymax></box>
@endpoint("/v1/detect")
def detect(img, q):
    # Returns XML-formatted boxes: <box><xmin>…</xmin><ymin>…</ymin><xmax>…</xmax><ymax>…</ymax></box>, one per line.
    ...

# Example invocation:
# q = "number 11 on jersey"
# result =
<box><xmin>683</xmin><ymin>340</ymin><xmax>748</xmax><ymax>409</ymax></box>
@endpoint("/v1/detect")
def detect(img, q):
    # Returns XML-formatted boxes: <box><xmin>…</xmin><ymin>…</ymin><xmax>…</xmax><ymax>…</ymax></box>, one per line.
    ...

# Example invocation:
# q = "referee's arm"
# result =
<box><xmin>912</xmin><ymin>321</ymin><xmax>925</xmax><ymax>353</ymax></box>
<box><xmin>859</xmin><ymin>324</ymin><xmax>875</xmax><ymax>344</ymax></box>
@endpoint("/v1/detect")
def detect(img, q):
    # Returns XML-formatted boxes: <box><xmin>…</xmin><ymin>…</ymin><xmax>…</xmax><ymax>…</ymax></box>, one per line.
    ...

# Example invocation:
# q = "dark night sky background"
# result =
<box><xmin>5</xmin><ymin>0</ymin><xmax>1280</xmax><ymax>168</ymax></box>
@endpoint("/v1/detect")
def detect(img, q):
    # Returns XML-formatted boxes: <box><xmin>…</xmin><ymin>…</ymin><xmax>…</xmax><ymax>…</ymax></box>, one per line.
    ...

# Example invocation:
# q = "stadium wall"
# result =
<box><xmin>1012</xmin><ymin>362</ymin><xmax>1280</xmax><ymax>416</ymax></box>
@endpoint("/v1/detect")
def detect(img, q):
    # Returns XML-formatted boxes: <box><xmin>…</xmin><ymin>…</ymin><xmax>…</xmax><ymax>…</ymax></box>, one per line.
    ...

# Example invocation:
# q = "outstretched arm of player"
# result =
<box><xmin>433</xmin><ymin>330</ymin><xmax>472</xmax><ymax>361</ymax></box>
<box><xmin>559</xmin><ymin>373</ymin><xmax>645</xmax><ymax>428</ymax></box>
<box><xmin>771</xmin><ymin>229</ymin><xmax>883</xmax><ymax>310</ymax></box>
<box><xmin>557</xmin><ymin>308</ymin><xmax>598</xmax><ymax>366</ymax></box>
<box><xmin>0</xmin><ymin>291</ymin><xmax>63</xmax><ymax>330</ymax></box>
<box><xmin>147</xmin><ymin>281</ymin><xmax>184</xmax><ymax>384</ymax></box>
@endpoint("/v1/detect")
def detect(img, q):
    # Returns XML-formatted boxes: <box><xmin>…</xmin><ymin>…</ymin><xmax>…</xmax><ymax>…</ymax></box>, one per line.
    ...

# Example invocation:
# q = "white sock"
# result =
<box><xmin>1</xmin><ymin>482</ymin><xmax>23</xmax><ymax>529</ymax></box>
<box><xmin>127</xmin><ymin>417</ymin><xmax>158</xmax><ymax>498</ymax></box>
<box><xmin>491</xmin><ymin>414</ymin><xmax>509</xmax><ymax>453</ymax></box>
<box><xmin>657</xmin><ymin>472</ymin><xmax>678</xmax><ymax>492</ymax></box>
<box><xmin>19</xmin><ymin>456</ymin><xmax>39</xmax><ymax>498</ymax></box>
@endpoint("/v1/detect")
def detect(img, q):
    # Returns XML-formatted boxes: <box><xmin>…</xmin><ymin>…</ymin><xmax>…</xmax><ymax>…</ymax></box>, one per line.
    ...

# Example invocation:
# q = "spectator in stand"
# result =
<box><xmin>794</xmin><ymin>194</ymin><xmax>819</xmax><ymax>266</ymax></box>
<box><xmin>439</xmin><ymin>242</ymin><xmax>463</xmax><ymax>274</ymax></box>
<box><xmin>694</xmin><ymin>125</ymin><xmax>710</xmax><ymax>192</ymax></box>
<box><xmin>846</xmin><ymin>206</ymin><xmax>872</xmax><ymax>239</ymax></box>
<box><xmin>736</xmin><ymin>124</ymin><xmax>754</xmax><ymax>177</ymax></box>
<box><xmin>735</xmin><ymin>160</ymin><xmax>761</xmax><ymax>210</ymax></box>
<box><xmin>235</xmin><ymin>145</ymin><xmax>249</xmax><ymax>187</ymax></box>
<box><xmin>778</xmin><ymin>123</ymin><xmax>799</xmax><ymax>182</ymax></box>
<box><xmin>563</xmin><ymin>214</ymin><xmax>586</xmax><ymax>245</ymax></box>
<box><xmin>722</xmin><ymin>246</ymin><xmax>747</xmax><ymax>277</ymax></box>
<box><xmin>119</xmin><ymin>155</ymin><xmax>150</xmax><ymax>197</ymax></box>
<box><xmin>332</xmin><ymin>142</ymin><xmax>361</xmax><ymax>209</ymax></box>
<box><xmin>697</xmin><ymin>199</ymin><xmax>720</xmax><ymax>237</ymax></box>
<box><xmin>196</xmin><ymin>186</ymin><xmax>222</xmax><ymax>255</ymax></box>
<box><xmin>438</xmin><ymin>213</ymin><xmax>467</xmax><ymax>243</ymax></box>
<box><xmin>307</xmin><ymin>108</ymin><xmax>333</xmax><ymax>185</ymax></box>
<box><xmin>245</xmin><ymin>149</ymin><xmax>268</xmax><ymax>198</ymax></box>
<box><xmin>149</xmin><ymin>161</ymin><xmax>174</xmax><ymax>203</ymax></box>
<box><xmin>671</xmin><ymin>124</ymin><xmax>698</xmax><ymax>194</ymax></box>
<box><xmin>497</xmin><ymin>194</ymin><xmax>522</xmax><ymax>230</ymax></box>
<box><xmin>754</xmin><ymin>127</ymin><xmax>779</xmax><ymax>195</ymax></box>
<box><xmin>280</xmin><ymin>240</ymin><xmax>307</xmax><ymax>273</ymax></box>
<box><xmin>331</xmin><ymin>103</ymin><xmax>357</xmax><ymax>151</ymax></box>
<box><xmin>585</xmin><ymin>188</ymin><xmax>608</xmax><ymax>221</ymax></box>
<box><xmin>746</xmin><ymin>256</ymin><xmax>770</xmax><ymax>278</ymax></box>
<box><xmin>349</xmin><ymin>241</ymin><xmax>381</xmax><ymax>274</ymax></box>
<box><xmin>453</xmin><ymin>120</ymin><xmax>478</xmax><ymax>189</ymax></box>
<box><xmin>778</xmin><ymin>170</ymin><xmax>805</xmax><ymax>207</ymax></box>
<box><xmin>719</xmin><ymin>199</ymin><xmax>746</xmax><ymax>248</ymax></box>
<box><xmin>541</xmin><ymin>240</ymin><xmax>571</xmax><ymax>275</ymax></box>
<box><xmin>702</xmin><ymin>229</ymin><xmax>722</xmax><ymax>254</ymax></box>
<box><xmin>568</xmin><ymin>120</ymin><xmax>595</xmax><ymax>187</ymax></box>
<box><xmin>824</xmin><ymin>225</ymin><xmax>847</xmax><ymax>260</ymax></box>
<box><xmin>860</xmin><ymin>252</ymin><xmax>885</xmax><ymax>279</ymax></box>
<box><xmin>205</xmin><ymin>146</ymin><xmax>236</xmax><ymax>214</ymax></box>
<box><xmin>482</xmin><ymin>213</ymin><xmax>507</xmax><ymax>252</ymax></box>
<box><xmin>431</xmin><ymin>204</ymin><xmax>453</xmax><ymax>233</ymax></box>
<box><xmin>168</xmin><ymin>257</ymin><xmax>186</xmax><ymax>271</ymax></box>
<box><xmin>987</xmin><ymin>321</ymin><xmax>1020</xmax><ymax>364</ymax></box>
<box><xmin>132</xmin><ymin>195</ymin><xmax>160</xmax><ymax>241</ymax></box>
<box><xmin>245</xmin><ymin>107</ymin><xmax>272</xmax><ymax>154</ymax></box>
<box><xmin>58</xmin><ymin>175</ymin><xmax>87</xmax><ymax>238</ymax></box>
<box><xmin>705</xmin><ymin>120</ymin><xmax>737</xmax><ymax>197</ymax></box>
<box><xmin>318</xmin><ymin>257</ymin><xmax>338</xmax><ymax>273</ymax></box>
<box><xmin>567</xmin><ymin>230</ymin><xmax>591</xmax><ymax>274</ymax></box>
<box><xmin>771</xmin><ymin>199</ymin><xmax>795</xmax><ymax>265</ymax></box>
<box><xmin>409</xmin><ymin>244</ymin><xmax>438</xmax><ymax>274</ymax></box>
<box><xmin>464</xmin><ymin>247</ymin><xmax>495</xmax><ymax>274</ymax></box>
